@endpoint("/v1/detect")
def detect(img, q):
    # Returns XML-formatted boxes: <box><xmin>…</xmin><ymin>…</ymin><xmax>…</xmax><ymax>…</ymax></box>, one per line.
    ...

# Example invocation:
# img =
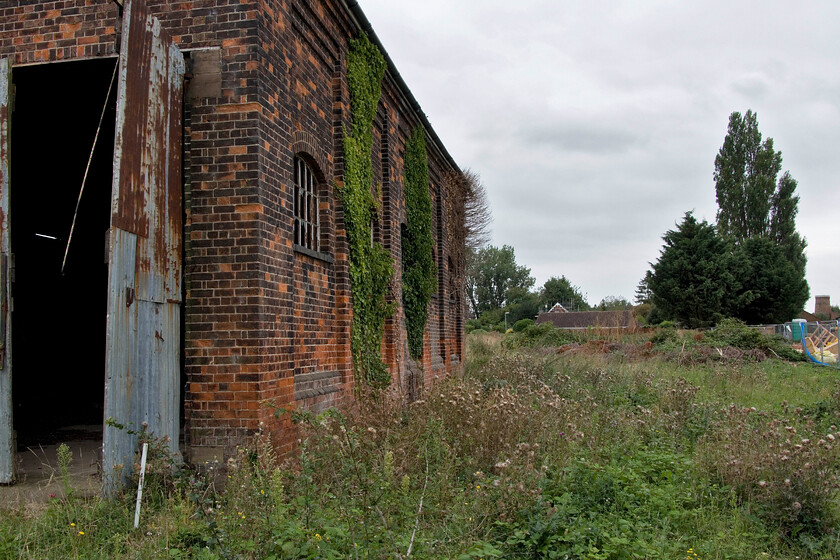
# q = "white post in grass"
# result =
<box><xmin>133</xmin><ymin>443</ymin><xmax>149</xmax><ymax>529</ymax></box>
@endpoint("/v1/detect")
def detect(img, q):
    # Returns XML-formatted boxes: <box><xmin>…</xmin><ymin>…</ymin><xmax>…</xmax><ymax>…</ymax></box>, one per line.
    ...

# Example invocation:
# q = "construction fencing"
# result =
<box><xmin>773</xmin><ymin>321</ymin><xmax>839</xmax><ymax>366</ymax></box>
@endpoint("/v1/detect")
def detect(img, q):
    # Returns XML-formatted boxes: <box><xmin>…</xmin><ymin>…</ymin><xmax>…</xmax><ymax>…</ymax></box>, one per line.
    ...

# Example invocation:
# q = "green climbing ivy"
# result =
<box><xmin>339</xmin><ymin>34</ymin><xmax>394</xmax><ymax>387</ymax></box>
<box><xmin>402</xmin><ymin>126</ymin><xmax>436</xmax><ymax>360</ymax></box>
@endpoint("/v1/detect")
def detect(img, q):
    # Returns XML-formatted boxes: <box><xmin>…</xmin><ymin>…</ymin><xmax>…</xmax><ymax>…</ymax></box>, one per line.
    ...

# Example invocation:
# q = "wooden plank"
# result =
<box><xmin>0</xmin><ymin>58</ymin><xmax>13</xmax><ymax>484</ymax></box>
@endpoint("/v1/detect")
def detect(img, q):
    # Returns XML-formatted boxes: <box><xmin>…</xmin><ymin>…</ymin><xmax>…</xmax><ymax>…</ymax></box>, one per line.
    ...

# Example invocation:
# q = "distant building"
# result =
<box><xmin>815</xmin><ymin>295</ymin><xmax>839</xmax><ymax>320</ymax></box>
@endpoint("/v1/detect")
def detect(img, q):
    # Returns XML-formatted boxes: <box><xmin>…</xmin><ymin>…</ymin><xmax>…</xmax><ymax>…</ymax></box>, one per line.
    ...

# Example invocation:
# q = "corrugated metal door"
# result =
<box><xmin>0</xmin><ymin>58</ymin><xmax>13</xmax><ymax>484</ymax></box>
<box><xmin>103</xmin><ymin>0</ymin><xmax>184</xmax><ymax>492</ymax></box>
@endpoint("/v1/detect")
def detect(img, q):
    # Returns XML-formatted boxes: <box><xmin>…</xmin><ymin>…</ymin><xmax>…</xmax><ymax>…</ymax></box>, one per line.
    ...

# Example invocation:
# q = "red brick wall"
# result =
<box><xmin>0</xmin><ymin>0</ymin><xmax>464</xmax><ymax>462</ymax></box>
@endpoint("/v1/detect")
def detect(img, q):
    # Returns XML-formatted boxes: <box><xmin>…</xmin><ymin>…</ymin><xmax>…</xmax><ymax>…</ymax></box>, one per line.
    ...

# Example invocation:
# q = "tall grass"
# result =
<box><xmin>2</xmin><ymin>329</ymin><xmax>839</xmax><ymax>559</ymax></box>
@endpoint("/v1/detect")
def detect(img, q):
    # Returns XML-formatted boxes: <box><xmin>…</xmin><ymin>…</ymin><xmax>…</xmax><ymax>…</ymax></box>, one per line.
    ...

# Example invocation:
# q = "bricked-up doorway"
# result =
<box><xmin>9</xmin><ymin>58</ymin><xmax>118</xmax><ymax>451</ymax></box>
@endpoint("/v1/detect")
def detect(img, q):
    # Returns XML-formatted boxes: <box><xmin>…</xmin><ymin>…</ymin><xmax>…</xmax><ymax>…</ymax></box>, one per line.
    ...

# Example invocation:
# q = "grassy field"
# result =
<box><xmin>1</xmin><ymin>325</ymin><xmax>839</xmax><ymax>559</ymax></box>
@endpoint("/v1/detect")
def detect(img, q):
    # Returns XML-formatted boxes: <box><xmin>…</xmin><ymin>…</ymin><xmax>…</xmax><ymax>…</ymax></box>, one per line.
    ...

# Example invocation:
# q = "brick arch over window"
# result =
<box><xmin>291</xmin><ymin>130</ymin><xmax>331</xmax><ymax>179</ymax></box>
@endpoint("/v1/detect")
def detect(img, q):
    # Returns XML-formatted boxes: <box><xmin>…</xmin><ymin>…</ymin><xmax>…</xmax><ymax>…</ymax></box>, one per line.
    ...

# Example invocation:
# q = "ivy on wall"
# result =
<box><xmin>402</xmin><ymin>126</ymin><xmax>436</xmax><ymax>360</ymax></box>
<box><xmin>339</xmin><ymin>34</ymin><xmax>393</xmax><ymax>387</ymax></box>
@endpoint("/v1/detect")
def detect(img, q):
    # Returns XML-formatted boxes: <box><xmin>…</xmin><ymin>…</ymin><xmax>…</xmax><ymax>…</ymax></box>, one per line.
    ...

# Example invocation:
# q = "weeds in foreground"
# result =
<box><xmin>2</xmin><ymin>330</ymin><xmax>839</xmax><ymax>559</ymax></box>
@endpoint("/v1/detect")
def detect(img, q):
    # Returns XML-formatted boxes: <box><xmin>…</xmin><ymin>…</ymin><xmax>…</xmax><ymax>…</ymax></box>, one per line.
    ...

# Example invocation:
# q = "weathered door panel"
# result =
<box><xmin>0</xmin><ymin>58</ymin><xmax>13</xmax><ymax>484</ymax></box>
<box><xmin>103</xmin><ymin>0</ymin><xmax>184</xmax><ymax>491</ymax></box>
<box><xmin>103</xmin><ymin>228</ymin><xmax>138</xmax><ymax>483</ymax></box>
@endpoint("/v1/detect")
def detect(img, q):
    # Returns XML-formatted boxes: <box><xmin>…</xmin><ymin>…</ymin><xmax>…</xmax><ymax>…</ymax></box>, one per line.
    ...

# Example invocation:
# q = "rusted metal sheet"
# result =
<box><xmin>0</xmin><ymin>58</ymin><xmax>13</xmax><ymax>484</ymax></box>
<box><xmin>103</xmin><ymin>228</ymin><xmax>138</xmax><ymax>489</ymax></box>
<box><xmin>103</xmin><ymin>0</ymin><xmax>184</xmax><ymax>493</ymax></box>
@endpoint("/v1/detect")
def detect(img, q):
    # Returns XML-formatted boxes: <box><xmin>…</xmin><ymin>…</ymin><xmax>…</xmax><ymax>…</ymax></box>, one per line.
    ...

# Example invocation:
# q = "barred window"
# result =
<box><xmin>294</xmin><ymin>156</ymin><xmax>319</xmax><ymax>252</ymax></box>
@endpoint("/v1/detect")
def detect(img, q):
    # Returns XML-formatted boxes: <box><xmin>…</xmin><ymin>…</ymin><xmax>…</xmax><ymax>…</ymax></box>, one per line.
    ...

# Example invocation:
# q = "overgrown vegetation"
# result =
<box><xmin>339</xmin><ymin>33</ymin><xmax>393</xmax><ymax>386</ymax></box>
<box><xmin>4</xmin><ymin>327</ymin><xmax>839</xmax><ymax>559</ymax></box>
<box><xmin>401</xmin><ymin>126</ymin><xmax>436</xmax><ymax>360</ymax></box>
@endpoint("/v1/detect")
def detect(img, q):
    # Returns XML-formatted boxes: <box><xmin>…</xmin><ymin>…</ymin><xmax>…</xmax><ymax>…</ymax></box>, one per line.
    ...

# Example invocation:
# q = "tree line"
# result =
<box><xmin>465</xmin><ymin>244</ymin><xmax>630</xmax><ymax>331</ymax></box>
<box><xmin>464</xmin><ymin>110</ymin><xmax>809</xmax><ymax>332</ymax></box>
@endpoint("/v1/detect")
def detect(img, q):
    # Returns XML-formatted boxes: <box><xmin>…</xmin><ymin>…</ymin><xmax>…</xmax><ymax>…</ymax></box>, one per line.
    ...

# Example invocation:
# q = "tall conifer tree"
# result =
<box><xmin>714</xmin><ymin>110</ymin><xmax>808</xmax><ymax>320</ymax></box>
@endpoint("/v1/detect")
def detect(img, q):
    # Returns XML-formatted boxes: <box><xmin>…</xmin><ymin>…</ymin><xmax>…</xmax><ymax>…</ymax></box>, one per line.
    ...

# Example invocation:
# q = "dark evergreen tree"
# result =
<box><xmin>729</xmin><ymin>236</ymin><xmax>809</xmax><ymax>324</ymax></box>
<box><xmin>647</xmin><ymin>212</ymin><xmax>735</xmax><ymax>328</ymax></box>
<box><xmin>634</xmin><ymin>271</ymin><xmax>653</xmax><ymax>305</ymax></box>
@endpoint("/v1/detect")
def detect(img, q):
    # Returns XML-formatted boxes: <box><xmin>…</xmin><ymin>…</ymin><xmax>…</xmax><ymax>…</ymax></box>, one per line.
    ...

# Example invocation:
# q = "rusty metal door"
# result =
<box><xmin>103</xmin><ymin>0</ymin><xmax>184</xmax><ymax>491</ymax></box>
<box><xmin>0</xmin><ymin>58</ymin><xmax>12</xmax><ymax>484</ymax></box>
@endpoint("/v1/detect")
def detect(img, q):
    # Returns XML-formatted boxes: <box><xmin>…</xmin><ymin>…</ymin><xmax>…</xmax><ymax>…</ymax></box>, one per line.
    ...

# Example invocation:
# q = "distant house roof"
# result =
<box><xmin>549</xmin><ymin>303</ymin><xmax>568</xmax><ymax>313</ymax></box>
<box><xmin>536</xmin><ymin>310</ymin><xmax>639</xmax><ymax>330</ymax></box>
<box><xmin>798</xmin><ymin>311</ymin><xmax>819</xmax><ymax>322</ymax></box>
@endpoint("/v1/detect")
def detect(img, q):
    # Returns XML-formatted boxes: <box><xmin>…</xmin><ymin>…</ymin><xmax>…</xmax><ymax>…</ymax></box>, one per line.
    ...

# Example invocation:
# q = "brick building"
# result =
<box><xmin>0</xmin><ymin>0</ymin><xmax>465</xmax><ymax>486</ymax></box>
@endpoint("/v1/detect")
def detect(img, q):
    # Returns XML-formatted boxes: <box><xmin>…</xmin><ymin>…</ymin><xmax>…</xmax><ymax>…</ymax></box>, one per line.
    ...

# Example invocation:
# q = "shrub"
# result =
<box><xmin>466</xmin><ymin>318</ymin><xmax>482</xmax><ymax>333</ymax></box>
<box><xmin>502</xmin><ymin>323</ymin><xmax>583</xmax><ymax>349</ymax></box>
<box><xmin>707</xmin><ymin>318</ymin><xmax>805</xmax><ymax>362</ymax></box>
<box><xmin>650</xmin><ymin>324</ymin><xmax>679</xmax><ymax>346</ymax></box>
<box><xmin>512</xmin><ymin>318</ymin><xmax>533</xmax><ymax>332</ymax></box>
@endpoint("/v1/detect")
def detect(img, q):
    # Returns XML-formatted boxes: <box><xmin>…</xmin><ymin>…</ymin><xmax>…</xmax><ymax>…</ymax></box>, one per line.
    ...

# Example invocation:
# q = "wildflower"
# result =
<box><xmin>78</xmin><ymin>531</ymin><xmax>85</xmax><ymax>536</ymax></box>
<box><xmin>315</xmin><ymin>534</ymin><xmax>322</xmax><ymax>541</ymax></box>
<box><xmin>260</xmin><ymin>489</ymin><xmax>265</xmax><ymax>495</ymax></box>
<box><xmin>70</xmin><ymin>523</ymin><xmax>76</xmax><ymax>527</ymax></box>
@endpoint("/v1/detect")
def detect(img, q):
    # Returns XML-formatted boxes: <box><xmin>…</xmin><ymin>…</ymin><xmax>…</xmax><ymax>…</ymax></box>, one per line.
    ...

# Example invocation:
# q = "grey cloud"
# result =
<box><xmin>519</xmin><ymin>123</ymin><xmax>642</xmax><ymax>155</ymax></box>
<box><xmin>731</xmin><ymin>73</ymin><xmax>771</xmax><ymax>100</ymax></box>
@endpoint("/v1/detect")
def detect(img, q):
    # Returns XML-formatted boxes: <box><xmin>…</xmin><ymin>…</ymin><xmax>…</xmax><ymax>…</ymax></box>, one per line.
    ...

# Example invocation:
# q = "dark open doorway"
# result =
<box><xmin>10</xmin><ymin>58</ymin><xmax>118</xmax><ymax>447</ymax></box>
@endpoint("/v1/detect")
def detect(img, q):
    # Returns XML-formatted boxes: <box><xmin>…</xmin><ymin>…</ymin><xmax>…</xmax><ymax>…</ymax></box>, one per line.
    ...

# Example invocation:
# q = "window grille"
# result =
<box><xmin>294</xmin><ymin>156</ymin><xmax>319</xmax><ymax>252</ymax></box>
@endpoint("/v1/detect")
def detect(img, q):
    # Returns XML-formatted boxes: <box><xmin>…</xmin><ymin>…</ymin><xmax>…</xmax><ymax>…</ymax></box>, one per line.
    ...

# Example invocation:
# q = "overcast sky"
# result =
<box><xmin>360</xmin><ymin>0</ymin><xmax>839</xmax><ymax>309</ymax></box>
